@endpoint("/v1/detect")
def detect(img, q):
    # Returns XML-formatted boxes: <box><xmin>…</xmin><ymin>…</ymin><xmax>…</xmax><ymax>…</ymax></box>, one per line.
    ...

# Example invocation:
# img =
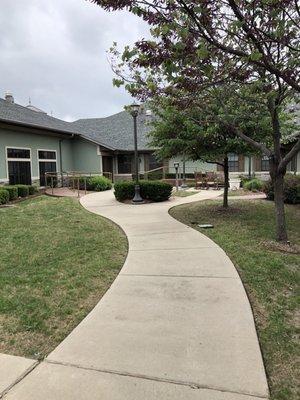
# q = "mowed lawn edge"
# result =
<box><xmin>170</xmin><ymin>199</ymin><xmax>299</xmax><ymax>400</ymax></box>
<box><xmin>0</xmin><ymin>195</ymin><xmax>127</xmax><ymax>359</ymax></box>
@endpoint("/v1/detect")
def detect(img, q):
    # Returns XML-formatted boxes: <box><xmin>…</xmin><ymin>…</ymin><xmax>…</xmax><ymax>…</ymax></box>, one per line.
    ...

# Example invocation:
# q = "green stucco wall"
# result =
<box><xmin>0</xmin><ymin>127</ymin><xmax>74</xmax><ymax>183</ymax></box>
<box><xmin>72</xmin><ymin>138</ymin><xmax>101</xmax><ymax>173</ymax></box>
<box><xmin>168</xmin><ymin>156</ymin><xmax>217</xmax><ymax>175</ymax></box>
<box><xmin>0</xmin><ymin>128</ymin><xmax>102</xmax><ymax>184</ymax></box>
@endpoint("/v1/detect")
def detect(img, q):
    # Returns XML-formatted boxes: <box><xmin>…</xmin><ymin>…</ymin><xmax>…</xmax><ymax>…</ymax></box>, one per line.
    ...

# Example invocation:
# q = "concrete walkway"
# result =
<box><xmin>3</xmin><ymin>190</ymin><xmax>269</xmax><ymax>399</ymax></box>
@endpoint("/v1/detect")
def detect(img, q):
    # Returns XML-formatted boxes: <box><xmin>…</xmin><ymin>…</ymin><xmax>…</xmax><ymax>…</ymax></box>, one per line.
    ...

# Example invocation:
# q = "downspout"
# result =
<box><xmin>59</xmin><ymin>134</ymin><xmax>75</xmax><ymax>187</ymax></box>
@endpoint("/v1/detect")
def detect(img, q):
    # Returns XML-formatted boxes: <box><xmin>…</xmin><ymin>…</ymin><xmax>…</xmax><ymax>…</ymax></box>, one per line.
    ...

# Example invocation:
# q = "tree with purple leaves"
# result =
<box><xmin>91</xmin><ymin>0</ymin><xmax>300</xmax><ymax>242</ymax></box>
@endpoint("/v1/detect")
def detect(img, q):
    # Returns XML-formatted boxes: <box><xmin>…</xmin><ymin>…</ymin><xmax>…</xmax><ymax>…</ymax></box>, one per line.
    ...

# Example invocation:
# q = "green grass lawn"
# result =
<box><xmin>170</xmin><ymin>200</ymin><xmax>299</xmax><ymax>400</ymax></box>
<box><xmin>0</xmin><ymin>196</ymin><xmax>127</xmax><ymax>359</ymax></box>
<box><xmin>228</xmin><ymin>188</ymin><xmax>264</xmax><ymax>196</ymax></box>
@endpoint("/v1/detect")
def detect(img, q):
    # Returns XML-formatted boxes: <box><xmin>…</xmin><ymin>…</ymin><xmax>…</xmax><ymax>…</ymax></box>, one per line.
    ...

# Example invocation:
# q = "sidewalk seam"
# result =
<box><xmin>0</xmin><ymin>361</ymin><xmax>39</xmax><ymax>399</ymax></box>
<box><xmin>45</xmin><ymin>359</ymin><xmax>269</xmax><ymax>399</ymax></box>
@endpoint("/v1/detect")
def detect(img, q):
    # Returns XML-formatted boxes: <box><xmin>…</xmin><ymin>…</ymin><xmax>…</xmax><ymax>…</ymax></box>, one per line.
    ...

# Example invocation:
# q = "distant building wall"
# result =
<box><xmin>168</xmin><ymin>156</ymin><xmax>217</xmax><ymax>175</ymax></box>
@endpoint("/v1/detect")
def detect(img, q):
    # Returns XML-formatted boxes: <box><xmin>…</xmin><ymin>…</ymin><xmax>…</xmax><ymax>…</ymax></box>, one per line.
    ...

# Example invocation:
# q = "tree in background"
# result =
<box><xmin>91</xmin><ymin>0</ymin><xmax>300</xmax><ymax>241</ymax></box>
<box><xmin>149</xmin><ymin>85</ymin><xmax>272</xmax><ymax>208</ymax></box>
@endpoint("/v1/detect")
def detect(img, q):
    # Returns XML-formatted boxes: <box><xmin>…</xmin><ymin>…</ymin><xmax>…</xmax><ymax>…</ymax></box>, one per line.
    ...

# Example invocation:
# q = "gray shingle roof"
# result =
<box><xmin>0</xmin><ymin>98</ymin><xmax>79</xmax><ymax>135</ymax></box>
<box><xmin>0</xmin><ymin>98</ymin><xmax>153</xmax><ymax>151</ymax></box>
<box><xmin>71</xmin><ymin>111</ymin><xmax>154</xmax><ymax>151</ymax></box>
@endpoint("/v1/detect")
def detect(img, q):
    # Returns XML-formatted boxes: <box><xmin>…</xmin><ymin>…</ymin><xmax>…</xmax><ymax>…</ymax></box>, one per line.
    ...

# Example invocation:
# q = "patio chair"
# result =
<box><xmin>203</xmin><ymin>172</ymin><xmax>217</xmax><ymax>189</ymax></box>
<box><xmin>215</xmin><ymin>172</ymin><xmax>225</xmax><ymax>190</ymax></box>
<box><xmin>194</xmin><ymin>171</ymin><xmax>206</xmax><ymax>189</ymax></box>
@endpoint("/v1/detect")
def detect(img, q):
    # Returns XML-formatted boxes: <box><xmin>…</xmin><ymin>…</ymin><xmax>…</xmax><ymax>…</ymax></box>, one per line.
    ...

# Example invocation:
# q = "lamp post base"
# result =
<box><xmin>132</xmin><ymin>184</ymin><xmax>144</xmax><ymax>204</ymax></box>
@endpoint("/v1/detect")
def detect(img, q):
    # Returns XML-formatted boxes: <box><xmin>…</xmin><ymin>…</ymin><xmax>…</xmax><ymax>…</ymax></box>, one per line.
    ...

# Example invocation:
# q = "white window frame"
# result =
<box><xmin>6</xmin><ymin>146</ymin><xmax>32</xmax><ymax>182</ymax></box>
<box><xmin>228</xmin><ymin>153</ymin><xmax>239</xmax><ymax>172</ymax></box>
<box><xmin>37</xmin><ymin>149</ymin><xmax>57</xmax><ymax>182</ymax></box>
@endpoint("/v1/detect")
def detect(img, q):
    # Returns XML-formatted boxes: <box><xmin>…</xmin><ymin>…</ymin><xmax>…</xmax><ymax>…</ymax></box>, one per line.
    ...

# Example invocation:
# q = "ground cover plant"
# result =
<box><xmin>170</xmin><ymin>200</ymin><xmax>299</xmax><ymax>400</ymax></box>
<box><xmin>0</xmin><ymin>196</ymin><xmax>127</xmax><ymax>359</ymax></box>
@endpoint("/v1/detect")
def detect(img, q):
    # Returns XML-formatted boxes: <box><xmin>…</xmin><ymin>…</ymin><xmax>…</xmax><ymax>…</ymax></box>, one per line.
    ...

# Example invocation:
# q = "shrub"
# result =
<box><xmin>28</xmin><ymin>185</ymin><xmax>38</xmax><ymax>195</ymax></box>
<box><xmin>3</xmin><ymin>186</ymin><xmax>18</xmax><ymax>201</ymax></box>
<box><xmin>0</xmin><ymin>189</ymin><xmax>9</xmax><ymax>204</ymax></box>
<box><xmin>73</xmin><ymin>176</ymin><xmax>112</xmax><ymax>191</ymax></box>
<box><xmin>141</xmin><ymin>180</ymin><xmax>173</xmax><ymax>201</ymax></box>
<box><xmin>15</xmin><ymin>185</ymin><xmax>29</xmax><ymax>197</ymax></box>
<box><xmin>244</xmin><ymin>178</ymin><xmax>263</xmax><ymax>192</ymax></box>
<box><xmin>239</xmin><ymin>175</ymin><xmax>253</xmax><ymax>188</ymax></box>
<box><xmin>263</xmin><ymin>174</ymin><xmax>300</xmax><ymax>204</ymax></box>
<box><xmin>114</xmin><ymin>181</ymin><xmax>135</xmax><ymax>201</ymax></box>
<box><xmin>88</xmin><ymin>176</ymin><xmax>112</xmax><ymax>191</ymax></box>
<box><xmin>114</xmin><ymin>180</ymin><xmax>172</xmax><ymax>202</ymax></box>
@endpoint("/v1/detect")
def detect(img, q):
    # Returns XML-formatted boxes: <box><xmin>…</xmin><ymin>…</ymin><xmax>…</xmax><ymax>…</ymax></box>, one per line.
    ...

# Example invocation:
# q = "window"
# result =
<box><xmin>38</xmin><ymin>150</ymin><xmax>56</xmax><ymax>160</ymax></box>
<box><xmin>261</xmin><ymin>156</ymin><xmax>270</xmax><ymax>172</ymax></box>
<box><xmin>38</xmin><ymin>150</ymin><xmax>57</xmax><ymax>186</ymax></box>
<box><xmin>118</xmin><ymin>155</ymin><xmax>132</xmax><ymax>173</ymax></box>
<box><xmin>148</xmin><ymin>154</ymin><xmax>162</xmax><ymax>171</ymax></box>
<box><xmin>6</xmin><ymin>148</ymin><xmax>31</xmax><ymax>185</ymax></box>
<box><xmin>287</xmin><ymin>154</ymin><xmax>297</xmax><ymax>172</ymax></box>
<box><xmin>228</xmin><ymin>154</ymin><xmax>239</xmax><ymax>172</ymax></box>
<box><xmin>7</xmin><ymin>148</ymin><xmax>30</xmax><ymax>159</ymax></box>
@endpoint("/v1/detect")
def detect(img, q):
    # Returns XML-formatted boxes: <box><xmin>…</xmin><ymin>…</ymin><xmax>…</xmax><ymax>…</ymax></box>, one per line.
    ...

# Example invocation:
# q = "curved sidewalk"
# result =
<box><xmin>4</xmin><ymin>190</ymin><xmax>269</xmax><ymax>400</ymax></box>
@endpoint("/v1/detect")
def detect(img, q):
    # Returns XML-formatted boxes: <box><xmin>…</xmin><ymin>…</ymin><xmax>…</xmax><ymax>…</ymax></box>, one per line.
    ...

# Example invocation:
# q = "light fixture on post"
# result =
<box><xmin>129</xmin><ymin>102</ymin><xmax>143</xmax><ymax>204</ymax></box>
<box><xmin>174</xmin><ymin>161</ymin><xmax>180</xmax><ymax>192</ymax></box>
<box><xmin>181</xmin><ymin>153</ymin><xmax>187</xmax><ymax>189</ymax></box>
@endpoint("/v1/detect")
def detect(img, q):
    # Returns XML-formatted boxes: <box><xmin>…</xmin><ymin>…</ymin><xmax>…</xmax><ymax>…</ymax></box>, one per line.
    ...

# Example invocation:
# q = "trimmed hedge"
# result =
<box><xmin>114</xmin><ymin>180</ymin><xmax>173</xmax><ymax>202</ymax></box>
<box><xmin>263</xmin><ymin>174</ymin><xmax>300</xmax><ymax>204</ymax></box>
<box><xmin>28</xmin><ymin>185</ymin><xmax>38</xmax><ymax>195</ymax></box>
<box><xmin>88</xmin><ymin>176</ymin><xmax>112</xmax><ymax>191</ymax></box>
<box><xmin>2</xmin><ymin>186</ymin><xmax>18</xmax><ymax>201</ymax></box>
<box><xmin>0</xmin><ymin>189</ymin><xmax>9</xmax><ymax>205</ymax></box>
<box><xmin>15</xmin><ymin>185</ymin><xmax>29</xmax><ymax>197</ymax></box>
<box><xmin>244</xmin><ymin>178</ymin><xmax>263</xmax><ymax>192</ymax></box>
<box><xmin>73</xmin><ymin>176</ymin><xmax>112</xmax><ymax>191</ymax></box>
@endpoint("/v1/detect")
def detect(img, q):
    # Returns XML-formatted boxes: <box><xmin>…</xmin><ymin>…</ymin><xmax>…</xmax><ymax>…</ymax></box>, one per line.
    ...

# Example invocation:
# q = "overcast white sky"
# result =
<box><xmin>0</xmin><ymin>0</ymin><xmax>149</xmax><ymax>121</ymax></box>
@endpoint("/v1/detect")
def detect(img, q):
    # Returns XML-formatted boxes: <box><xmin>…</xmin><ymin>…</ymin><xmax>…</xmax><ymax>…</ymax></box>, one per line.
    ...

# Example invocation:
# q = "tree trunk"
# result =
<box><xmin>223</xmin><ymin>155</ymin><xmax>229</xmax><ymax>208</ymax></box>
<box><xmin>268</xmin><ymin>96</ymin><xmax>288</xmax><ymax>242</ymax></box>
<box><xmin>271</xmin><ymin>169</ymin><xmax>288</xmax><ymax>242</ymax></box>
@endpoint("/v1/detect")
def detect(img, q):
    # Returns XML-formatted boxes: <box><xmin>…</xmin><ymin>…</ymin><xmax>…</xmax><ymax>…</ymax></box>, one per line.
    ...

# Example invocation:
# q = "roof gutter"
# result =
<box><xmin>0</xmin><ymin>117</ymin><xmax>77</xmax><ymax>137</ymax></box>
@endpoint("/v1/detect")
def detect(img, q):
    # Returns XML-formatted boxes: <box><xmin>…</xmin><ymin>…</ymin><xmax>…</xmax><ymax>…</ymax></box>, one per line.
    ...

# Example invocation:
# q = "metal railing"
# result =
<box><xmin>143</xmin><ymin>166</ymin><xmax>166</xmax><ymax>180</ymax></box>
<box><xmin>45</xmin><ymin>171</ymin><xmax>113</xmax><ymax>197</ymax></box>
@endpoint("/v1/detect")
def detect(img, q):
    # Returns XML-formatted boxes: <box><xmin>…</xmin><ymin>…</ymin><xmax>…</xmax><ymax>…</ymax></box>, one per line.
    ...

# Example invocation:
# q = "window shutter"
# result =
<box><xmin>238</xmin><ymin>155</ymin><xmax>244</xmax><ymax>172</ymax></box>
<box><xmin>163</xmin><ymin>158</ymin><xmax>169</xmax><ymax>173</ymax></box>
<box><xmin>254</xmin><ymin>156</ymin><xmax>261</xmax><ymax>171</ymax></box>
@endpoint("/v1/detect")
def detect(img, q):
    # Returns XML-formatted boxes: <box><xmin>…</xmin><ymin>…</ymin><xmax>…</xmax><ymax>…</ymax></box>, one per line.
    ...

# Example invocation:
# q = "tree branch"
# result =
<box><xmin>279</xmin><ymin>137</ymin><xmax>300</xmax><ymax>173</ymax></box>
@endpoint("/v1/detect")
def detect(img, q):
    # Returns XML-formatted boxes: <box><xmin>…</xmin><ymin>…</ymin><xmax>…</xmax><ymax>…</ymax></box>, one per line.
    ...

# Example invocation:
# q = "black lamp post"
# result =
<box><xmin>129</xmin><ymin>102</ymin><xmax>143</xmax><ymax>203</ymax></box>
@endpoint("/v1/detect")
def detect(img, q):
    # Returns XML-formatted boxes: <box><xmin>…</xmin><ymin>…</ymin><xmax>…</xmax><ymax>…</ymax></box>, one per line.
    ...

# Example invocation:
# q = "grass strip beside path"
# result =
<box><xmin>170</xmin><ymin>199</ymin><xmax>299</xmax><ymax>400</ymax></box>
<box><xmin>0</xmin><ymin>196</ymin><xmax>127</xmax><ymax>359</ymax></box>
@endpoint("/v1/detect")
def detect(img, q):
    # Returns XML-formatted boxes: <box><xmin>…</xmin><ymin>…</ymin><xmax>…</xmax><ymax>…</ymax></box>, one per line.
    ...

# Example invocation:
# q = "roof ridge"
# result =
<box><xmin>72</xmin><ymin>110</ymin><xmax>126</xmax><ymax>123</ymax></box>
<box><xmin>0</xmin><ymin>97</ymin><xmax>72</xmax><ymax>125</ymax></box>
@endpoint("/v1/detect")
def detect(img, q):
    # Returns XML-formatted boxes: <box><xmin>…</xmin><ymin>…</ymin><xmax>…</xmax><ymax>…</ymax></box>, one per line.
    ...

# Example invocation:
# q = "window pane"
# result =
<box><xmin>228</xmin><ymin>153</ymin><xmax>238</xmax><ymax>161</ymax></box>
<box><xmin>8</xmin><ymin>161</ymin><xmax>31</xmax><ymax>185</ymax></box>
<box><xmin>38</xmin><ymin>150</ymin><xmax>56</xmax><ymax>160</ymax></box>
<box><xmin>228</xmin><ymin>161</ymin><xmax>239</xmax><ymax>172</ymax></box>
<box><xmin>148</xmin><ymin>154</ymin><xmax>162</xmax><ymax>171</ymax></box>
<box><xmin>261</xmin><ymin>156</ymin><xmax>269</xmax><ymax>172</ymax></box>
<box><xmin>7</xmin><ymin>148</ymin><xmax>30</xmax><ymax>159</ymax></box>
<box><xmin>118</xmin><ymin>155</ymin><xmax>132</xmax><ymax>173</ymax></box>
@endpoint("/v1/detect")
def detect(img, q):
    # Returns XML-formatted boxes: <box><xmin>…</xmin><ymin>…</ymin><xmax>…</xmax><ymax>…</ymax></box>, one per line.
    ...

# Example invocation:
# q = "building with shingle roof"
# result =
<box><xmin>0</xmin><ymin>92</ymin><xmax>298</xmax><ymax>187</ymax></box>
